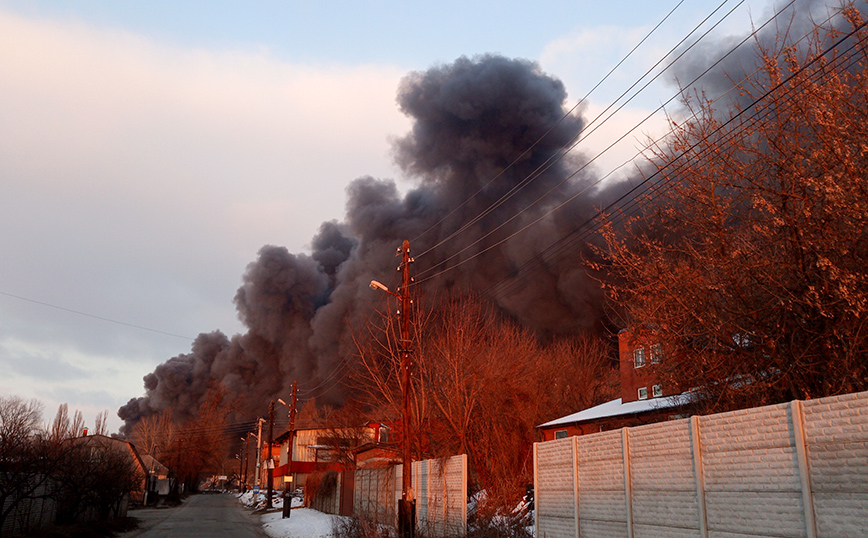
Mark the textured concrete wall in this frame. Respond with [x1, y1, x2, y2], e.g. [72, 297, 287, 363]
[354, 454, 467, 537]
[414, 455, 468, 536]
[536, 437, 578, 538]
[802, 393, 868, 538]
[630, 419, 698, 538]
[354, 466, 396, 525]
[576, 430, 627, 538]
[534, 391, 868, 538]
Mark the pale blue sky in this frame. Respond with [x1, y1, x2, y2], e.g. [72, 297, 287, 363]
[0, 0, 798, 432]
[3, 1, 690, 66]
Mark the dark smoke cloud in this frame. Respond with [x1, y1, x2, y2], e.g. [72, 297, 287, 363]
[117, 54, 627, 435]
[665, 1, 867, 112]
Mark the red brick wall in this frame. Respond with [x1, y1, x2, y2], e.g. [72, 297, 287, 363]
[618, 328, 664, 403]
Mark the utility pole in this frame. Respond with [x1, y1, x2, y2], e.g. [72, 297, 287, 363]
[369, 240, 416, 538]
[266, 400, 275, 508]
[254, 418, 264, 490]
[280, 381, 298, 519]
[242, 433, 251, 492]
[398, 239, 415, 538]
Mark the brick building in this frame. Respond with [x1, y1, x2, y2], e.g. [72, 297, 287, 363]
[538, 327, 690, 441]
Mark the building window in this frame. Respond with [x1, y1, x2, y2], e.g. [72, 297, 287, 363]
[638, 387, 648, 400]
[554, 430, 569, 440]
[650, 343, 663, 364]
[634, 347, 646, 368]
[652, 384, 663, 398]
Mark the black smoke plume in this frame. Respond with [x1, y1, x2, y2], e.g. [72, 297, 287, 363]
[121, 0, 863, 433]
[117, 54, 609, 435]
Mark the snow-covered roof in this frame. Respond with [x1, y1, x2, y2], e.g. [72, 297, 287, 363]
[539, 393, 689, 428]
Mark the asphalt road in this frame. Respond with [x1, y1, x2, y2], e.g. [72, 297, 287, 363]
[121, 494, 269, 538]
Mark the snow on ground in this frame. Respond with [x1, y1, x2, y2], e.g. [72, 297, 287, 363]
[237, 490, 304, 511]
[261, 508, 345, 538]
[237, 490, 342, 538]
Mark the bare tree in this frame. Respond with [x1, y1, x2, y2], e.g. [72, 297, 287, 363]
[54, 436, 143, 523]
[49, 403, 86, 442]
[600, 7, 868, 414]
[0, 395, 53, 532]
[156, 384, 237, 492]
[351, 292, 618, 508]
[130, 408, 175, 457]
[93, 410, 109, 436]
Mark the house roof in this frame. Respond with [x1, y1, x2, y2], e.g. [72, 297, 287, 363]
[72, 434, 147, 473]
[538, 392, 690, 429]
[141, 454, 169, 474]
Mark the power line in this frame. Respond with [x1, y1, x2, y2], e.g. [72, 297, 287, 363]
[413, 0, 751, 278]
[410, 0, 692, 257]
[0, 290, 194, 341]
[415, 0, 797, 286]
[483, 12, 868, 301]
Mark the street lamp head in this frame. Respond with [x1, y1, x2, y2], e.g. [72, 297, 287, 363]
[277, 398, 288, 407]
[370, 280, 389, 292]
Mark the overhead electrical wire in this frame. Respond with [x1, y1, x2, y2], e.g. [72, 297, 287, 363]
[410, 0, 691, 256]
[0, 0, 749, 373]
[414, 0, 799, 286]
[0, 290, 195, 341]
[413, 0, 754, 278]
[589, 21, 868, 251]
[482, 12, 868, 301]
[502, 7, 866, 277]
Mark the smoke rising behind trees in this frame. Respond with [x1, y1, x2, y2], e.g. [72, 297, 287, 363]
[117, 54, 611, 435]
[118, 2, 868, 436]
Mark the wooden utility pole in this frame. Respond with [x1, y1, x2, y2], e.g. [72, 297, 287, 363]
[283, 381, 298, 519]
[266, 400, 275, 508]
[398, 239, 415, 538]
[254, 418, 264, 489]
[242, 433, 251, 491]
[369, 240, 416, 538]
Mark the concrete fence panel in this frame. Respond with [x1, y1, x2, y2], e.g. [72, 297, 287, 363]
[802, 393, 868, 538]
[534, 390, 868, 538]
[354, 454, 467, 538]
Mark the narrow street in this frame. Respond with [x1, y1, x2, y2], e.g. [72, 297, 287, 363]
[121, 494, 268, 538]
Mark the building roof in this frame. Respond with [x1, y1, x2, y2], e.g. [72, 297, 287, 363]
[539, 392, 690, 429]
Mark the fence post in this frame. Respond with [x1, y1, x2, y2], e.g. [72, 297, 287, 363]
[690, 415, 708, 538]
[622, 428, 634, 538]
[533, 443, 540, 537]
[573, 435, 580, 538]
[790, 400, 817, 538]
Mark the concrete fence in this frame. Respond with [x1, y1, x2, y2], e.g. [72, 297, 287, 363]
[354, 454, 468, 537]
[534, 391, 868, 538]
[1, 477, 57, 536]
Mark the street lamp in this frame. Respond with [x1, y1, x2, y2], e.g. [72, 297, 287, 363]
[370, 239, 415, 538]
[370, 280, 399, 296]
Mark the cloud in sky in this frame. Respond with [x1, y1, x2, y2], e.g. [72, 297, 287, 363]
[0, 9, 410, 431]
